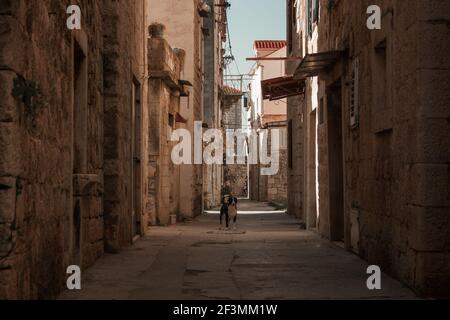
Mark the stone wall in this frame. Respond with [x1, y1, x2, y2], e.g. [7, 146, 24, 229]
[267, 148, 288, 203]
[191, 0, 204, 217]
[0, 0, 148, 299]
[222, 91, 249, 199]
[147, 0, 204, 219]
[202, 0, 224, 209]
[314, 0, 450, 297]
[223, 165, 248, 199]
[286, 0, 305, 218]
[0, 0, 104, 299]
[266, 126, 288, 203]
[102, 0, 146, 252]
[249, 125, 288, 203]
[147, 29, 184, 225]
[286, 95, 304, 219]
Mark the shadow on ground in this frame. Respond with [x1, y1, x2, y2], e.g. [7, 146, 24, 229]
[60, 202, 416, 300]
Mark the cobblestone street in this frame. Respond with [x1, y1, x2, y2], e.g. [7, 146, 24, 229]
[60, 202, 416, 300]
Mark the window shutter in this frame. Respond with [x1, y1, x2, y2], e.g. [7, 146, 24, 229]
[295, 0, 301, 33]
[313, 0, 319, 23]
[350, 58, 359, 128]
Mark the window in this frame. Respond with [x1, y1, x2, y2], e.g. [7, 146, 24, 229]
[372, 39, 393, 133]
[313, 0, 319, 23]
[374, 42, 387, 110]
[73, 39, 87, 174]
[133, 79, 142, 158]
[307, 0, 312, 37]
[288, 0, 294, 54]
[319, 97, 324, 124]
[350, 58, 359, 128]
[295, 0, 301, 33]
[132, 79, 142, 236]
[307, 0, 319, 37]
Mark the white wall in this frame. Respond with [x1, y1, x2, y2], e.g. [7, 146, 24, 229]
[249, 46, 288, 119]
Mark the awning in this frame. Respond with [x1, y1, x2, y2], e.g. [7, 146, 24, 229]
[261, 76, 305, 101]
[293, 51, 343, 79]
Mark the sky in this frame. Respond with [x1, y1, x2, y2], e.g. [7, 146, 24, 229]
[227, 0, 286, 76]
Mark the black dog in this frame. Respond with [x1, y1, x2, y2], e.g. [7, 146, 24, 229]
[220, 195, 238, 230]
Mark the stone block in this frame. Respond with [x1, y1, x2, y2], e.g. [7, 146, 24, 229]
[417, 69, 450, 119]
[415, 118, 450, 164]
[0, 71, 17, 122]
[0, 269, 16, 299]
[0, 0, 15, 14]
[0, 177, 16, 224]
[409, 205, 450, 251]
[416, 0, 450, 20]
[416, 21, 450, 70]
[0, 122, 21, 177]
[0, 16, 27, 71]
[410, 163, 449, 207]
[415, 251, 450, 297]
[0, 224, 12, 257]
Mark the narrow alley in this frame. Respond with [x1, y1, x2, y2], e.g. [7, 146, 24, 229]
[60, 201, 415, 300]
[1, 0, 449, 303]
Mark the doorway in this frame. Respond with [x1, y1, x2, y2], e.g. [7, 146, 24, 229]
[72, 38, 87, 264]
[306, 110, 318, 229]
[131, 79, 142, 237]
[327, 81, 344, 242]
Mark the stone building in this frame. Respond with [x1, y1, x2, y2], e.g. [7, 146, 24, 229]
[202, 0, 227, 209]
[0, 0, 228, 298]
[147, 0, 224, 217]
[0, 0, 148, 298]
[146, 23, 188, 226]
[284, 0, 450, 297]
[102, 0, 148, 254]
[248, 120, 289, 203]
[248, 41, 288, 203]
[222, 85, 248, 198]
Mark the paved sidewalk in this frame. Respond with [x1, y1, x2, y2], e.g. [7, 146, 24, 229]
[60, 203, 416, 300]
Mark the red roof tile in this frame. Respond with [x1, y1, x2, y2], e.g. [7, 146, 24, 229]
[254, 40, 287, 50]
